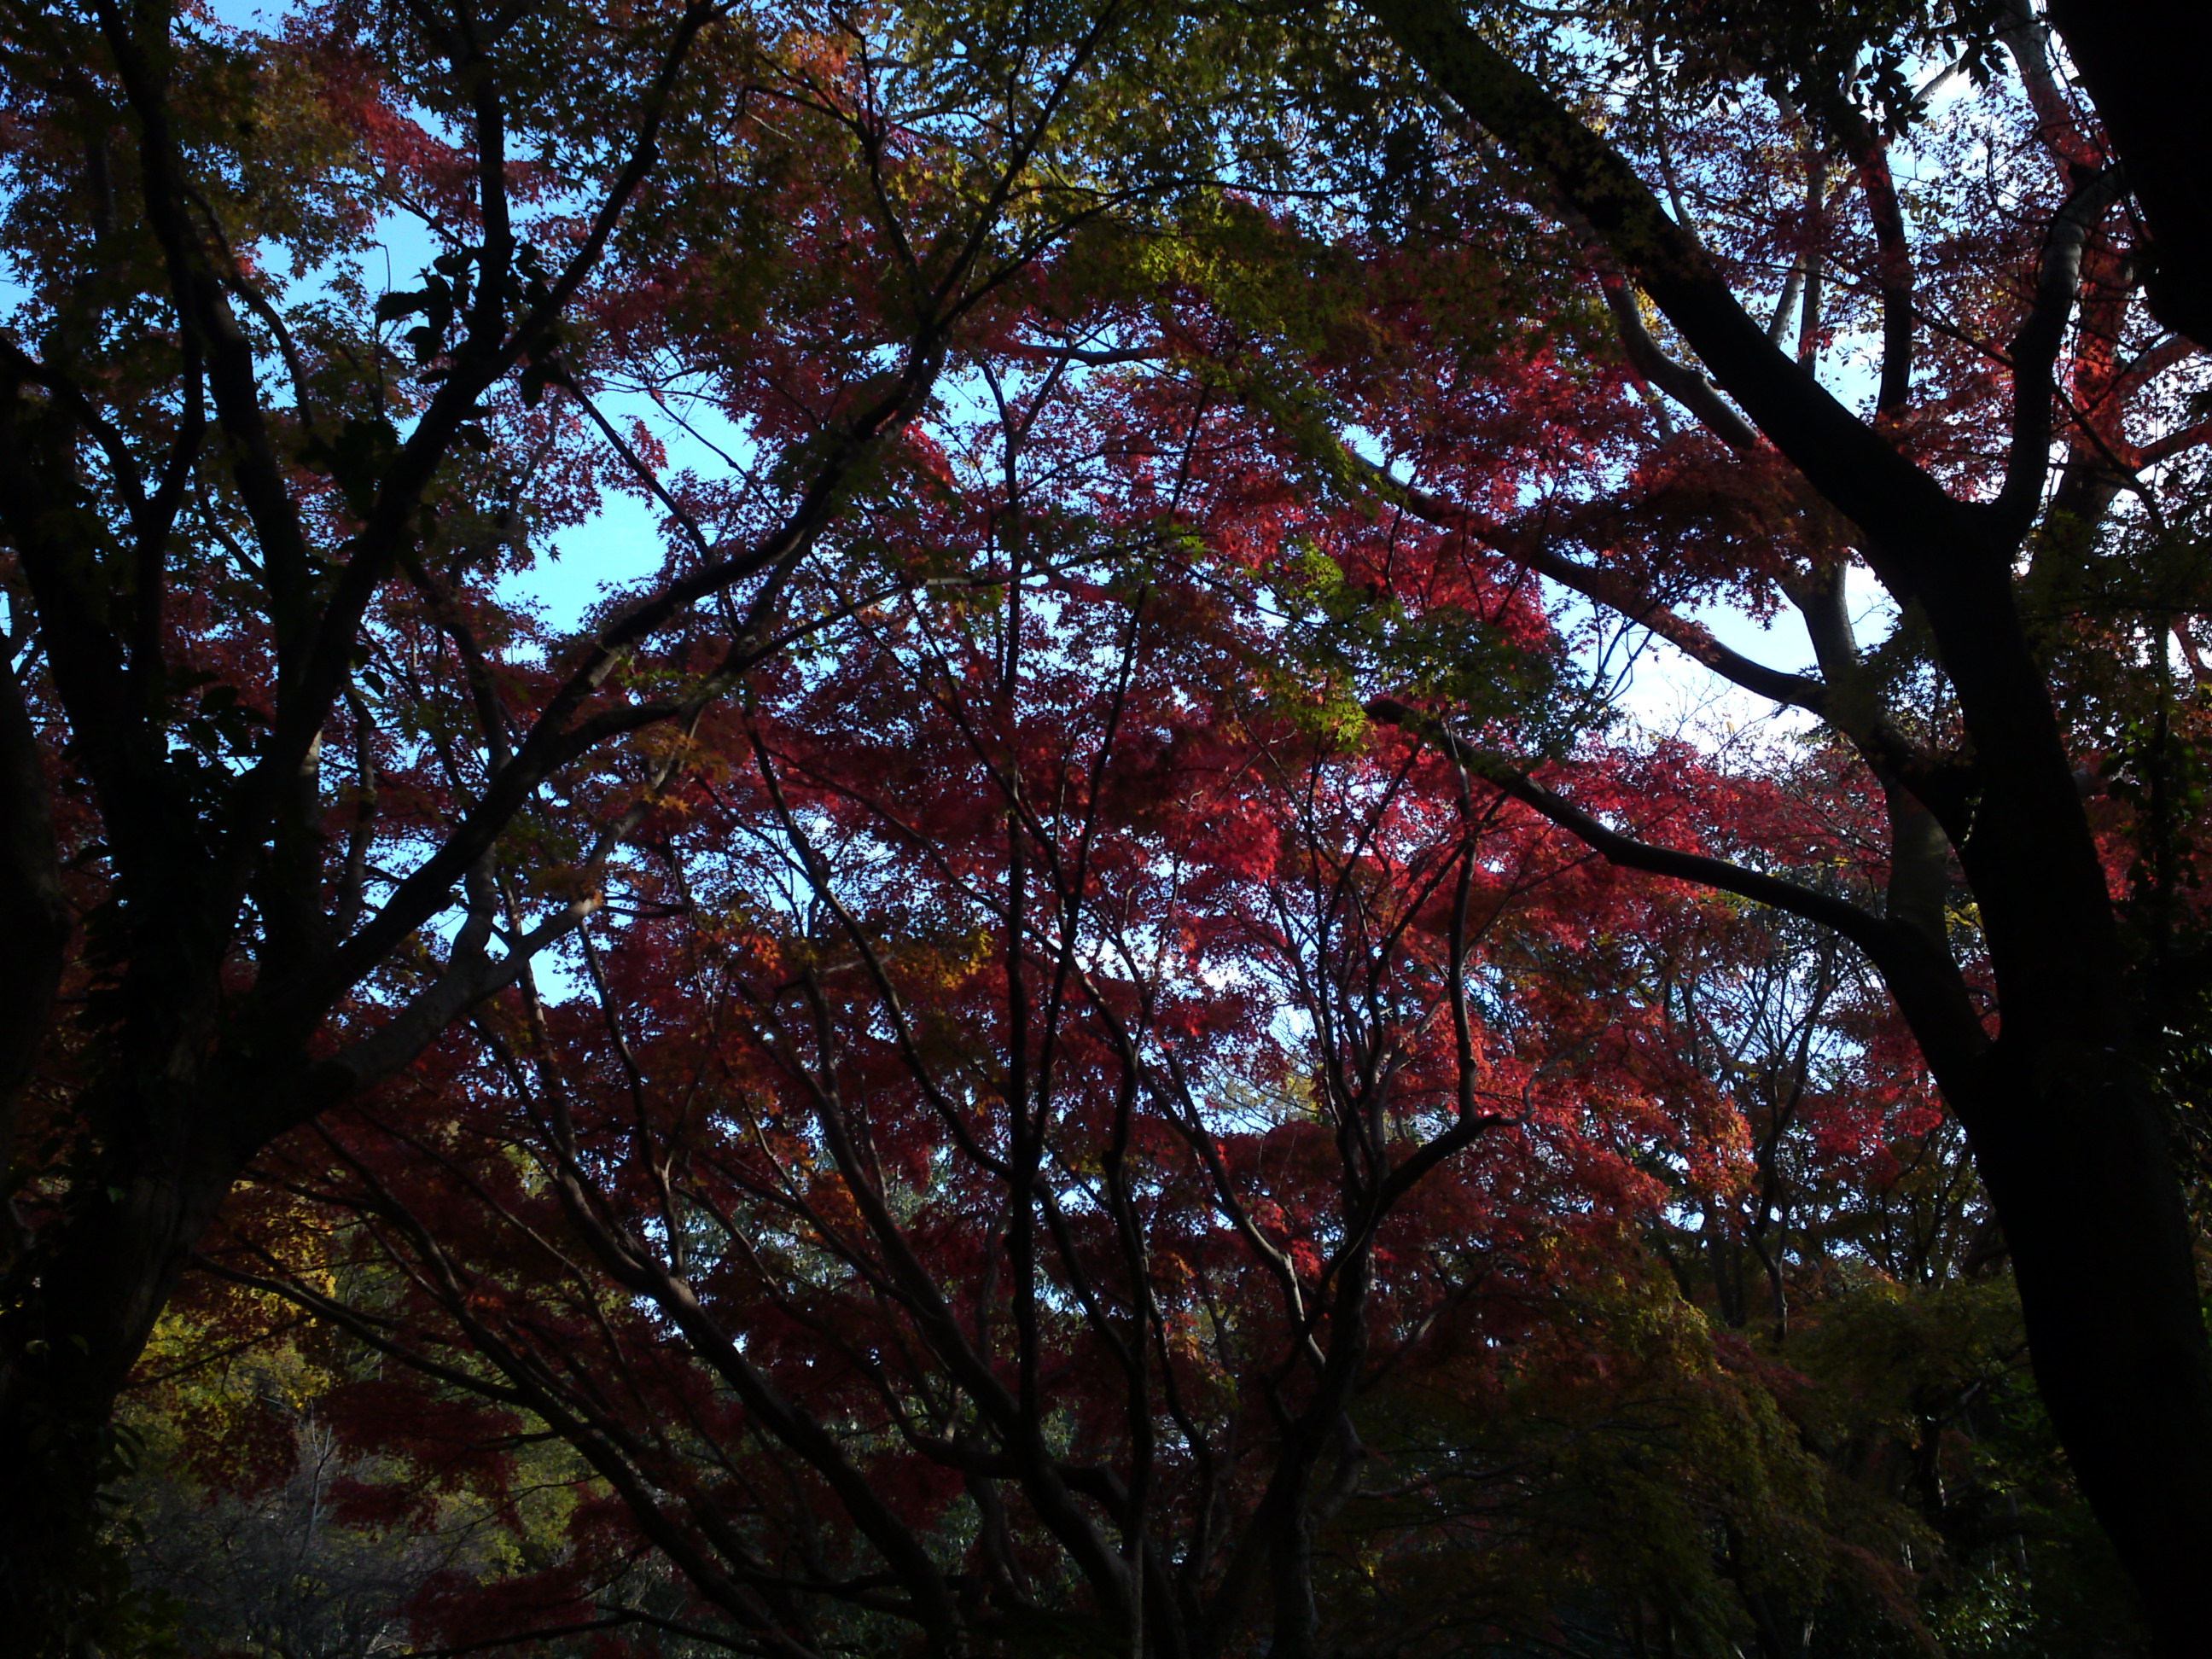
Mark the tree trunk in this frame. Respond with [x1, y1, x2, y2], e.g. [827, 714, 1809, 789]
[0, 1126, 239, 1651]
[2043, 0, 2212, 348]
[1905, 549, 2212, 1650]
[1962, 1032, 2212, 1649]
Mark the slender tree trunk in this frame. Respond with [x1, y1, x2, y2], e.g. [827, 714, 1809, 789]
[0, 656, 68, 1154]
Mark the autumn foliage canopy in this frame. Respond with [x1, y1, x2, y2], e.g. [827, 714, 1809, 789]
[4, 0, 2212, 1654]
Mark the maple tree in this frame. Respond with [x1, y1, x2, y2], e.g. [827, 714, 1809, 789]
[199, 689, 2138, 1653]
[0, 0, 1221, 1642]
[207, 392, 1958, 1656]
[9, 0, 2212, 1650]
[201, 199, 2145, 1653]
[1307, 0, 2212, 1646]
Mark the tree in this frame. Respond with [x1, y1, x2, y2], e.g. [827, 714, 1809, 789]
[201, 209, 2150, 1653]
[203, 288, 1613, 1655]
[1310, 0, 2212, 1644]
[12, 0, 2210, 1646]
[0, 0, 1193, 1641]
[208, 654, 2146, 1654]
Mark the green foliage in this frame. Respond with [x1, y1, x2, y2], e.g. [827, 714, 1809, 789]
[1332, 1270, 1858, 1657]
[1249, 538, 1569, 753]
[111, 1301, 612, 1659]
[1322, 1260, 2145, 1659]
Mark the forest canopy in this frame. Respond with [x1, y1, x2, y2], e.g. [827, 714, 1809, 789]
[3, 0, 2210, 1654]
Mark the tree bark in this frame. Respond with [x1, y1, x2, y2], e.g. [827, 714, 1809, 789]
[0, 654, 68, 1155]
[0, 1100, 242, 1645]
[1962, 1036, 2212, 1639]
[2043, 0, 2212, 348]
[1908, 542, 2212, 1646]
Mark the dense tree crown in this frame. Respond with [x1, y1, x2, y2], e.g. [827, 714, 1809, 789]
[3, 0, 2209, 1654]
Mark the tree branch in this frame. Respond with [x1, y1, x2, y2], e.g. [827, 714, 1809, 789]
[1361, 0, 1965, 581]
[1354, 457, 1830, 715]
[1995, 165, 2128, 534]
[1364, 697, 1989, 1084]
